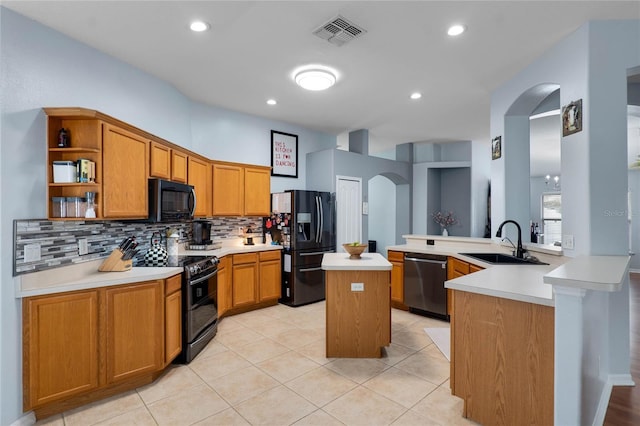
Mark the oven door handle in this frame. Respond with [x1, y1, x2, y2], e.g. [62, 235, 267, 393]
[189, 269, 218, 286]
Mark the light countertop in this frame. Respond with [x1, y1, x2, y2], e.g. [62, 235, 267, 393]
[16, 242, 282, 298]
[322, 252, 392, 271]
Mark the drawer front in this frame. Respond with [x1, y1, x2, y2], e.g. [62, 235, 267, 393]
[259, 250, 281, 262]
[388, 250, 404, 262]
[165, 274, 182, 295]
[233, 252, 258, 265]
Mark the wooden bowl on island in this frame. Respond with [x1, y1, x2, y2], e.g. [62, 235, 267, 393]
[342, 243, 367, 259]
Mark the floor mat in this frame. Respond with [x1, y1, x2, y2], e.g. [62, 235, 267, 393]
[424, 327, 450, 361]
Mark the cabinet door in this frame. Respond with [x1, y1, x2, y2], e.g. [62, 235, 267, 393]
[259, 251, 281, 301]
[244, 167, 271, 216]
[23, 290, 100, 410]
[388, 251, 404, 304]
[102, 124, 148, 218]
[149, 141, 171, 180]
[164, 274, 182, 365]
[217, 257, 232, 317]
[232, 262, 257, 307]
[188, 157, 212, 217]
[212, 163, 244, 216]
[171, 150, 188, 183]
[105, 281, 163, 384]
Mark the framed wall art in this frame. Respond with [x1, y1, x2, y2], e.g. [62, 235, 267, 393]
[562, 99, 582, 136]
[271, 130, 298, 178]
[491, 136, 502, 160]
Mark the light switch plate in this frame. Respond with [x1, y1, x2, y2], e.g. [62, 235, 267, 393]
[362, 202, 369, 215]
[24, 243, 41, 262]
[562, 234, 574, 249]
[351, 282, 364, 292]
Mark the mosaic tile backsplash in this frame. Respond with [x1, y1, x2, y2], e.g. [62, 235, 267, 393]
[14, 217, 264, 275]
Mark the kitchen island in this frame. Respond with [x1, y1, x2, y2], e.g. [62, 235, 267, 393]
[321, 252, 392, 358]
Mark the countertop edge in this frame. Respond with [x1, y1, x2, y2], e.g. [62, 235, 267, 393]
[543, 255, 630, 292]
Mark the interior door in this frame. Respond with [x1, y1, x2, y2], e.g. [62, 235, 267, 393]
[336, 176, 362, 251]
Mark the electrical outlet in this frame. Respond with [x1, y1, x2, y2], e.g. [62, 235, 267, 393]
[562, 234, 574, 250]
[351, 282, 364, 292]
[78, 238, 89, 255]
[24, 244, 41, 262]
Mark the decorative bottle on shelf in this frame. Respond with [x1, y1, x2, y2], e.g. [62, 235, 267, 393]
[442, 228, 448, 237]
[57, 128, 69, 147]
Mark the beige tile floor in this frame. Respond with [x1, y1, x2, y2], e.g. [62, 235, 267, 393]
[36, 302, 479, 426]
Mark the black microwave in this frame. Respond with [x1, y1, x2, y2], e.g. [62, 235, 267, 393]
[148, 179, 196, 222]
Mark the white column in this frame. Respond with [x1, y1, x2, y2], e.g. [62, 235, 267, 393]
[553, 285, 587, 426]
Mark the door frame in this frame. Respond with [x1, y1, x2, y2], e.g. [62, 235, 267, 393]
[336, 175, 362, 251]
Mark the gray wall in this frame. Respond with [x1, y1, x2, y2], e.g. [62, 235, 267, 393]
[0, 7, 335, 424]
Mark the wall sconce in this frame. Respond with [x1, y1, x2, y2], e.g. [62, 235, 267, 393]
[545, 175, 560, 189]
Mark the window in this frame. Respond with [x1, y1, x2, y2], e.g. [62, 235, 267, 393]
[541, 193, 561, 245]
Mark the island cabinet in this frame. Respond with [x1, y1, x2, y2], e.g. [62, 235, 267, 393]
[322, 253, 392, 358]
[188, 156, 212, 217]
[149, 142, 188, 184]
[387, 250, 406, 308]
[23, 276, 180, 419]
[450, 290, 554, 426]
[212, 161, 271, 216]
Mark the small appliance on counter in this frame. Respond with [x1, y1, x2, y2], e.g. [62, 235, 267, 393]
[187, 220, 221, 250]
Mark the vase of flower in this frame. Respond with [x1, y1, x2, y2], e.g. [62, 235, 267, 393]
[431, 211, 457, 236]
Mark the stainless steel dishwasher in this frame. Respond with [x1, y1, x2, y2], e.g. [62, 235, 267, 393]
[403, 252, 448, 319]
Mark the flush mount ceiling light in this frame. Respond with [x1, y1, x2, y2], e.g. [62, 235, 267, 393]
[410, 92, 422, 100]
[294, 67, 337, 91]
[266, 99, 277, 105]
[447, 24, 466, 36]
[190, 20, 210, 32]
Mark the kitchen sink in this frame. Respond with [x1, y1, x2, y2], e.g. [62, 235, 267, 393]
[459, 252, 548, 265]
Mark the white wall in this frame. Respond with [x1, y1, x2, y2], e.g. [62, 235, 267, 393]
[0, 7, 335, 424]
[490, 20, 640, 425]
[368, 175, 396, 255]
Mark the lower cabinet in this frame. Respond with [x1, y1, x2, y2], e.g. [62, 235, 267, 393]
[23, 276, 180, 416]
[217, 256, 232, 317]
[23, 290, 100, 409]
[232, 253, 259, 307]
[164, 274, 182, 365]
[388, 251, 405, 306]
[259, 250, 281, 302]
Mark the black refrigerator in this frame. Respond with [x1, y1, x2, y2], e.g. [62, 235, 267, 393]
[269, 190, 335, 307]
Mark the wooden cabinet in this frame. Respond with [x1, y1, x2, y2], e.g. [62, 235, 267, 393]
[232, 253, 258, 307]
[188, 156, 212, 217]
[23, 290, 100, 410]
[102, 124, 148, 218]
[149, 142, 188, 184]
[217, 256, 232, 317]
[451, 290, 554, 425]
[259, 250, 281, 302]
[244, 167, 271, 216]
[104, 281, 163, 384]
[212, 162, 271, 216]
[164, 274, 182, 365]
[388, 251, 405, 306]
[45, 110, 103, 219]
[171, 149, 188, 183]
[23, 277, 177, 417]
[212, 163, 244, 216]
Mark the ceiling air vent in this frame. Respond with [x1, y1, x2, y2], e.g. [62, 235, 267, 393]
[313, 15, 367, 47]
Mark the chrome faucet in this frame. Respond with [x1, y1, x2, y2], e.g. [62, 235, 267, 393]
[496, 220, 524, 258]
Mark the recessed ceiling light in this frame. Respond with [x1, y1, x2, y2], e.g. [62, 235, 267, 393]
[447, 24, 466, 36]
[190, 21, 210, 32]
[266, 99, 277, 106]
[410, 92, 422, 100]
[293, 67, 337, 91]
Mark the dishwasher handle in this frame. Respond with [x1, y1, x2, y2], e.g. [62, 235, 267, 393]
[405, 257, 447, 268]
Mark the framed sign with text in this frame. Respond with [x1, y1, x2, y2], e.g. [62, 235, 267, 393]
[271, 130, 298, 178]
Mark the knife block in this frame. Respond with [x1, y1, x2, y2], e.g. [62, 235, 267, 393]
[98, 248, 133, 272]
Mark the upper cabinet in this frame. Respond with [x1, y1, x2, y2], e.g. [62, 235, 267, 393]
[188, 156, 212, 218]
[212, 162, 271, 217]
[149, 142, 188, 184]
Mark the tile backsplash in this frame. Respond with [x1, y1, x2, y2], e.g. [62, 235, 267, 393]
[14, 217, 263, 275]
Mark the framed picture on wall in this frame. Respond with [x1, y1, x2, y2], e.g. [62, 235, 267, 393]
[271, 130, 298, 178]
[562, 99, 582, 136]
[492, 136, 502, 160]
